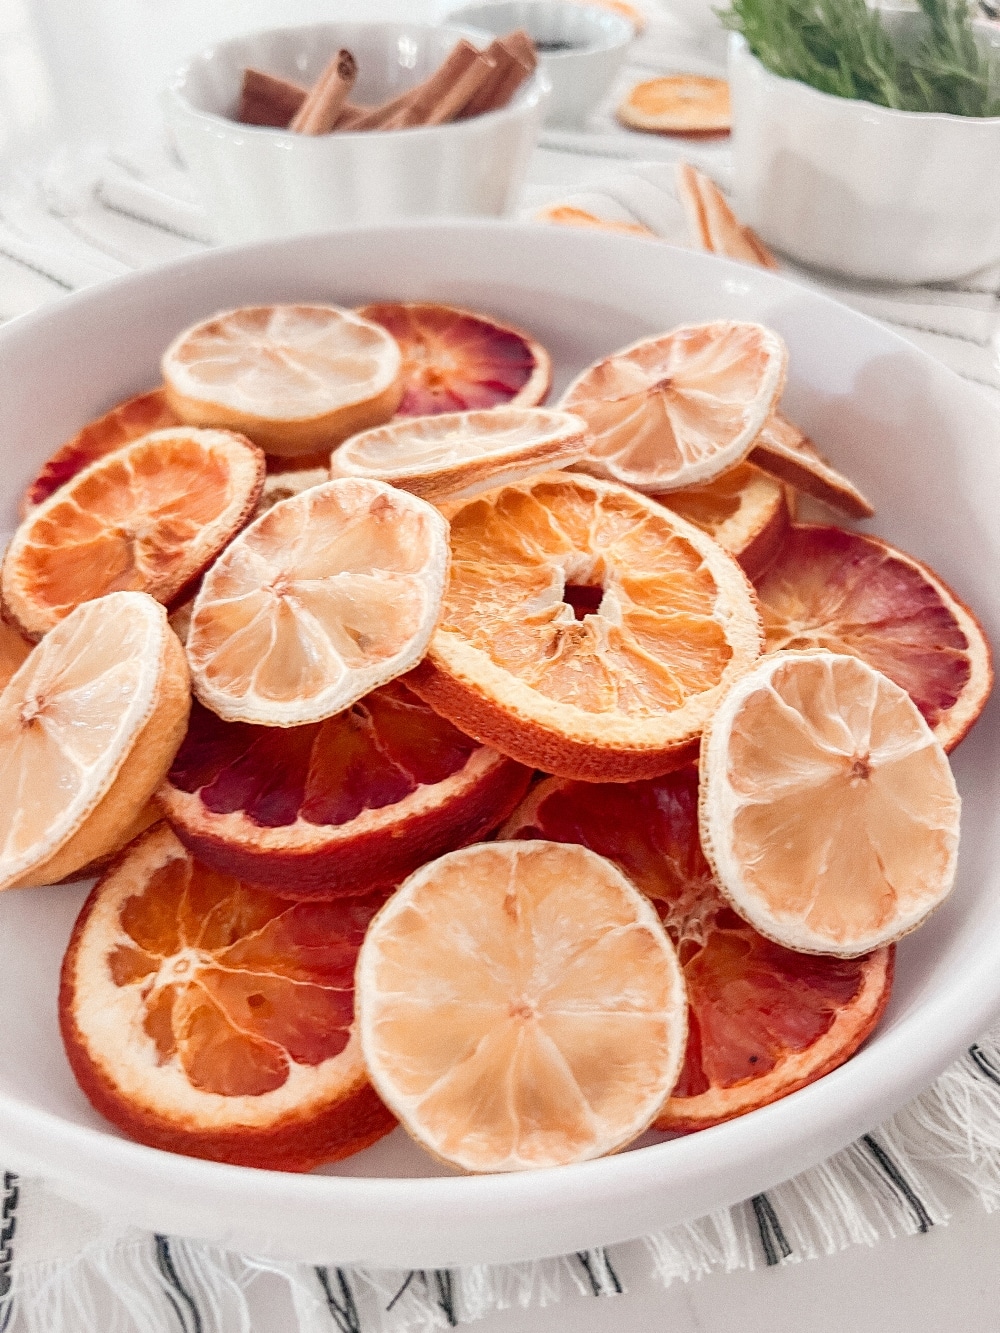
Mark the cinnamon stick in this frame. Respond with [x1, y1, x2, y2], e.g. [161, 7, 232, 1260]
[381, 39, 481, 129]
[459, 33, 536, 118]
[289, 50, 357, 134]
[422, 52, 499, 125]
[238, 68, 308, 127]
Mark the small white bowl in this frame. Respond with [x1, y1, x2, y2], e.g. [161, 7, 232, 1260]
[448, 1, 634, 126]
[163, 21, 550, 244]
[729, 29, 1000, 285]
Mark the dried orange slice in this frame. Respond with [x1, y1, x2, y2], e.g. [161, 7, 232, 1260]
[0, 620, 31, 691]
[1, 428, 264, 640]
[501, 768, 894, 1132]
[618, 76, 731, 135]
[535, 205, 657, 238]
[700, 650, 961, 957]
[0, 592, 190, 892]
[560, 322, 787, 493]
[750, 414, 875, 520]
[59, 823, 396, 1170]
[406, 473, 763, 780]
[162, 305, 404, 457]
[356, 302, 551, 417]
[330, 407, 587, 504]
[675, 162, 778, 269]
[755, 525, 993, 752]
[187, 478, 449, 727]
[355, 840, 687, 1172]
[582, 0, 647, 32]
[159, 683, 531, 895]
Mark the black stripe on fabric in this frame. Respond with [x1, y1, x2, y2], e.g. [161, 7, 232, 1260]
[969, 1043, 1000, 1087]
[0, 245, 74, 291]
[316, 1266, 362, 1333]
[0, 1173, 19, 1333]
[601, 1248, 623, 1294]
[575, 1251, 603, 1295]
[574, 1248, 623, 1295]
[154, 1235, 203, 1333]
[751, 1193, 792, 1266]
[860, 1134, 933, 1234]
[431, 1270, 457, 1327]
[384, 1270, 416, 1313]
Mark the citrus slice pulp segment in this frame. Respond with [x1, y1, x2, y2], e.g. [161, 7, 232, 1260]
[159, 682, 531, 895]
[330, 407, 588, 503]
[59, 823, 396, 1170]
[1, 428, 265, 639]
[0, 592, 190, 891]
[186, 478, 450, 727]
[700, 650, 961, 957]
[755, 525, 993, 751]
[499, 769, 893, 1131]
[617, 76, 731, 135]
[161, 305, 404, 456]
[750, 413, 875, 520]
[356, 302, 552, 417]
[560, 323, 787, 493]
[355, 840, 687, 1172]
[407, 473, 763, 781]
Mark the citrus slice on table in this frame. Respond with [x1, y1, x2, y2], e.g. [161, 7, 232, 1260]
[675, 162, 778, 269]
[159, 682, 531, 895]
[186, 478, 449, 727]
[754, 525, 993, 751]
[1, 428, 264, 640]
[0, 592, 190, 892]
[581, 0, 647, 32]
[355, 840, 687, 1172]
[560, 322, 787, 493]
[617, 76, 731, 135]
[59, 823, 396, 1170]
[500, 769, 894, 1132]
[356, 302, 551, 417]
[700, 650, 962, 957]
[406, 472, 763, 780]
[161, 304, 404, 457]
[329, 407, 587, 503]
[750, 413, 875, 520]
[534, 205, 657, 238]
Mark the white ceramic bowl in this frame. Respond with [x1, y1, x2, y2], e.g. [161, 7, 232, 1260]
[163, 21, 550, 243]
[729, 29, 1000, 284]
[1, 222, 999, 1269]
[448, 0, 634, 125]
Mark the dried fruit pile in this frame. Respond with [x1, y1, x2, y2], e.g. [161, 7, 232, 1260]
[1, 296, 990, 1176]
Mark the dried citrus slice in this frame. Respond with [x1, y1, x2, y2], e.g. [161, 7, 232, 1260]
[355, 840, 687, 1172]
[356, 302, 551, 417]
[406, 472, 763, 780]
[700, 650, 961, 957]
[675, 162, 778, 269]
[59, 823, 396, 1170]
[617, 76, 731, 135]
[0, 620, 31, 691]
[581, 0, 647, 32]
[162, 305, 404, 457]
[560, 322, 787, 493]
[330, 407, 587, 504]
[0, 592, 190, 892]
[159, 682, 531, 895]
[1, 428, 264, 640]
[500, 769, 894, 1132]
[755, 525, 993, 752]
[534, 205, 657, 238]
[750, 414, 874, 520]
[187, 478, 449, 727]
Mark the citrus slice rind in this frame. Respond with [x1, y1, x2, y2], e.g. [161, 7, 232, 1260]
[617, 76, 731, 135]
[0, 620, 32, 692]
[560, 322, 788, 493]
[1, 428, 265, 639]
[59, 823, 396, 1170]
[750, 414, 875, 520]
[186, 478, 450, 727]
[355, 840, 688, 1173]
[700, 650, 961, 957]
[330, 407, 588, 504]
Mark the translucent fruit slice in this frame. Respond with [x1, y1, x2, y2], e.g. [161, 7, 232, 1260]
[755, 525, 993, 751]
[560, 322, 787, 493]
[1, 428, 265, 639]
[186, 478, 450, 727]
[500, 769, 894, 1132]
[161, 305, 404, 457]
[750, 414, 874, 520]
[355, 840, 687, 1172]
[356, 302, 551, 417]
[617, 76, 731, 135]
[406, 472, 763, 781]
[700, 650, 962, 957]
[329, 407, 587, 504]
[159, 682, 532, 895]
[59, 823, 396, 1170]
[0, 592, 190, 891]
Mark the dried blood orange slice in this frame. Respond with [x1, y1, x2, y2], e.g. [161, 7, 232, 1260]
[330, 407, 587, 504]
[356, 302, 551, 417]
[500, 769, 894, 1132]
[617, 76, 731, 135]
[652, 461, 790, 579]
[355, 840, 687, 1172]
[59, 823, 396, 1170]
[560, 322, 787, 493]
[755, 526, 992, 752]
[701, 651, 961, 957]
[2, 428, 264, 639]
[162, 305, 404, 457]
[406, 473, 763, 781]
[159, 682, 531, 895]
[187, 479, 449, 727]
[750, 414, 874, 520]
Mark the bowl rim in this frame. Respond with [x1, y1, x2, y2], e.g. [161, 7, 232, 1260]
[445, 0, 636, 56]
